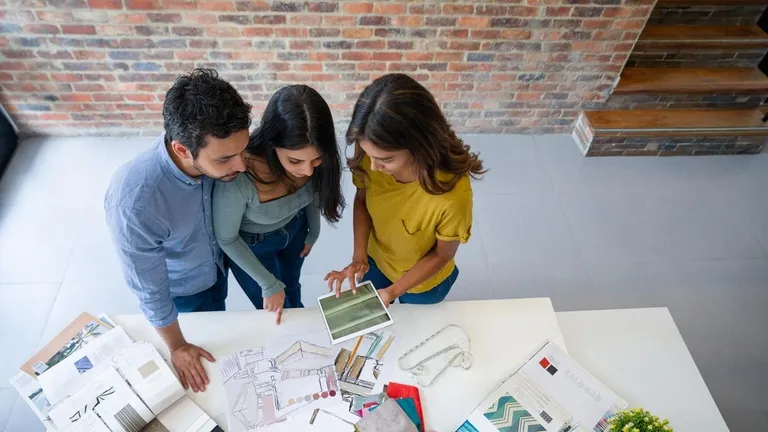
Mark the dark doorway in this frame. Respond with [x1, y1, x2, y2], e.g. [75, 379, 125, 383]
[0, 105, 18, 178]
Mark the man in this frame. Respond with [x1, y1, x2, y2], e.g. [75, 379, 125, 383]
[105, 69, 251, 393]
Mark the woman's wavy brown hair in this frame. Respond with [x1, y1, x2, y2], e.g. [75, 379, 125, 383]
[346, 73, 485, 195]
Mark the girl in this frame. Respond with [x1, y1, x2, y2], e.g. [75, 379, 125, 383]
[325, 73, 484, 305]
[214, 85, 344, 324]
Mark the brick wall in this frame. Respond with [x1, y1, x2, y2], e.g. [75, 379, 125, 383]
[601, 93, 768, 110]
[586, 135, 765, 156]
[0, 0, 654, 137]
[626, 50, 766, 69]
[648, 5, 765, 26]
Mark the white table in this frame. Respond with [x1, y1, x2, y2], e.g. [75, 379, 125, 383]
[115, 298, 566, 432]
[114, 302, 729, 432]
[558, 307, 729, 432]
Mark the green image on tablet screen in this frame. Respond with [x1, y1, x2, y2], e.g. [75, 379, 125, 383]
[319, 283, 391, 341]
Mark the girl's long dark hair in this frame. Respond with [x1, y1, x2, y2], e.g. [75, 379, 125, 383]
[246, 85, 344, 222]
[347, 73, 485, 195]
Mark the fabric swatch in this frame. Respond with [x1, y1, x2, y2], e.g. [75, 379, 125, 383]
[483, 394, 545, 432]
[355, 399, 418, 432]
[386, 382, 425, 432]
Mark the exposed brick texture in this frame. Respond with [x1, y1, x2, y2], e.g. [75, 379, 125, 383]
[585, 136, 765, 156]
[626, 50, 766, 69]
[573, 111, 767, 157]
[0, 0, 655, 137]
[648, 6, 765, 26]
[601, 93, 768, 110]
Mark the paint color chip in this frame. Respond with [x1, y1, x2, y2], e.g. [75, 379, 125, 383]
[539, 358, 550, 369]
[329, 390, 337, 397]
[312, 393, 319, 400]
[138, 360, 159, 378]
[321, 392, 329, 399]
[288, 398, 294, 405]
[546, 365, 558, 375]
[304, 395, 312, 402]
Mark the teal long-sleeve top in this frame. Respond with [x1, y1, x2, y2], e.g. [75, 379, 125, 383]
[213, 173, 320, 297]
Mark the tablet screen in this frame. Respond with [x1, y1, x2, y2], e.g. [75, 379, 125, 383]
[317, 281, 394, 344]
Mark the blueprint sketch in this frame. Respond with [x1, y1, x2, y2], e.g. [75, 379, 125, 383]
[220, 331, 341, 431]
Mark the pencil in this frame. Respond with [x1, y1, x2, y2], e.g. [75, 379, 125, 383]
[365, 333, 383, 358]
[376, 335, 394, 361]
[344, 336, 363, 373]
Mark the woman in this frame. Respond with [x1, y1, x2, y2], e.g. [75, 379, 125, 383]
[325, 73, 484, 305]
[214, 85, 344, 324]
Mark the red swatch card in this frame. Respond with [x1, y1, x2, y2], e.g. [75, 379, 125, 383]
[386, 382, 425, 432]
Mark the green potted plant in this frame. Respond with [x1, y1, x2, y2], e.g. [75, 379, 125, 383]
[609, 408, 673, 432]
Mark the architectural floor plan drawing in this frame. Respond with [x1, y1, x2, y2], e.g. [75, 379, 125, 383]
[220, 331, 342, 431]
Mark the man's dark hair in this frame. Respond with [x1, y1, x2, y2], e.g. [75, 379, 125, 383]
[163, 68, 252, 157]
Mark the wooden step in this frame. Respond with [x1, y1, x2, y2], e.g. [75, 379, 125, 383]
[637, 25, 768, 50]
[657, 0, 768, 5]
[615, 67, 768, 94]
[583, 108, 768, 137]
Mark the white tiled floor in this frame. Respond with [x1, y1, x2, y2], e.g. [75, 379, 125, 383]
[1, 135, 767, 431]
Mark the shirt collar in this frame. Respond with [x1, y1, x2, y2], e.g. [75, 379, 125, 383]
[156, 133, 201, 186]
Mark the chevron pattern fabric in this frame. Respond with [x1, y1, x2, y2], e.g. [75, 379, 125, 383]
[456, 421, 480, 432]
[483, 394, 546, 432]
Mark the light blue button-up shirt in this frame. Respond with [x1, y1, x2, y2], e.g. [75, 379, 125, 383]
[105, 134, 224, 328]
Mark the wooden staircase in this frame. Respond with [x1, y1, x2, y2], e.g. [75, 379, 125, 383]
[576, 1, 768, 156]
[614, 67, 768, 93]
[636, 25, 768, 50]
[657, 0, 767, 5]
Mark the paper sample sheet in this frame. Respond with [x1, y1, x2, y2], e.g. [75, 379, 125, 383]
[111, 341, 185, 416]
[21, 313, 113, 377]
[60, 411, 111, 432]
[155, 396, 222, 432]
[9, 371, 55, 430]
[39, 326, 133, 405]
[456, 341, 626, 432]
[516, 342, 627, 431]
[49, 366, 155, 432]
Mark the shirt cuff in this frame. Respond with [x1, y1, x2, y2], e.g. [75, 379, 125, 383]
[436, 228, 472, 244]
[146, 305, 179, 329]
[262, 279, 286, 298]
[305, 230, 319, 245]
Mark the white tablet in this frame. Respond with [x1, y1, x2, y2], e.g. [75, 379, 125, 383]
[317, 281, 394, 345]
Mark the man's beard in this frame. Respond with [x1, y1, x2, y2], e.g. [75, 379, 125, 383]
[193, 159, 238, 182]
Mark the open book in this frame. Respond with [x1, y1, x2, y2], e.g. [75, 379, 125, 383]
[40, 327, 221, 432]
[46, 337, 220, 432]
[456, 340, 627, 432]
[10, 314, 220, 432]
[10, 313, 116, 430]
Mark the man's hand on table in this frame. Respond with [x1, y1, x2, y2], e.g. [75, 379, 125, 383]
[171, 343, 215, 392]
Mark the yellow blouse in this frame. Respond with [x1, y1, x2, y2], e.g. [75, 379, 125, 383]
[353, 155, 473, 294]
